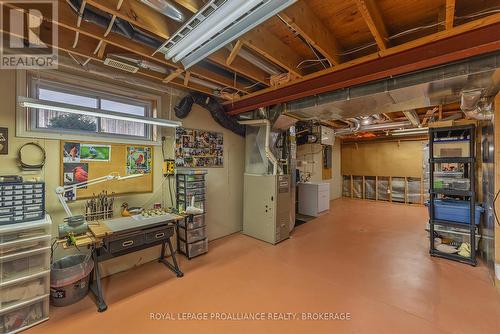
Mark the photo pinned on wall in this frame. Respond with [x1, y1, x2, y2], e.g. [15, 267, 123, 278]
[80, 144, 111, 162]
[126, 146, 152, 175]
[0, 127, 8, 155]
[63, 142, 81, 162]
[63, 162, 89, 190]
[175, 127, 224, 168]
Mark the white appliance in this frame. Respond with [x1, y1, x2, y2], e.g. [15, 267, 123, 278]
[298, 182, 330, 217]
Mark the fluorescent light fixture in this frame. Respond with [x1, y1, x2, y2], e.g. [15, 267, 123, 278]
[391, 128, 429, 136]
[18, 96, 181, 128]
[157, 0, 297, 69]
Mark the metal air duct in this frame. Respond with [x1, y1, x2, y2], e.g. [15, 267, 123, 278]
[334, 121, 411, 136]
[460, 89, 494, 121]
[139, 0, 185, 23]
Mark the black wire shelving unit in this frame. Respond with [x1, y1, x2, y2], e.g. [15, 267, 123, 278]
[429, 125, 477, 266]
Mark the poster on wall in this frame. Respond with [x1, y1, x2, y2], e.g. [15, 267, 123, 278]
[126, 146, 152, 175]
[175, 127, 224, 168]
[81, 144, 111, 162]
[0, 127, 8, 155]
[63, 163, 89, 200]
[63, 142, 80, 162]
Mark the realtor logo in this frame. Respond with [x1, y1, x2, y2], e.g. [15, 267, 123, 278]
[0, 0, 58, 69]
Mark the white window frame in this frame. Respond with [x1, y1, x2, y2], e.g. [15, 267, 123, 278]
[16, 70, 162, 145]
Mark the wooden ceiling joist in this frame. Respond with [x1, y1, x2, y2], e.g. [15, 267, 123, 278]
[242, 27, 304, 78]
[446, 0, 456, 30]
[208, 49, 270, 86]
[84, 0, 174, 39]
[183, 71, 191, 86]
[226, 40, 243, 66]
[279, 2, 342, 66]
[84, 0, 263, 91]
[6, 1, 248, 95]
[224, 15, 500, 114]
[163, 69, 183, 84]
[354, 0, 390, 50]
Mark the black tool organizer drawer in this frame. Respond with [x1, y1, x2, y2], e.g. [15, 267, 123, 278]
[104, 225, 175, 254]
[105, 231, 145, 253]
[0, 182, 45, 225]
[145, 226, 174, 243]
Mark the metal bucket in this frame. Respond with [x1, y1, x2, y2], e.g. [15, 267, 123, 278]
[50, 254, 94, 307]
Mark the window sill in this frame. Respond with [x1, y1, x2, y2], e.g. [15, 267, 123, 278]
[16, 126, 161, 146]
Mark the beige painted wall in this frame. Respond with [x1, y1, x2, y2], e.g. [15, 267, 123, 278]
[0, 69, 244, 277]
[341, 140, 426, 178]
[296, 140, 342, 200]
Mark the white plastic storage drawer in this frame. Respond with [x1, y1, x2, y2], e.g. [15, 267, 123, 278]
[0, 273, 49, 311]
[0, 236, 51, 257]
[0, 296, 49, 333]
[0, 225, 51, 246]
[0, 248, 51, 285]
[178, 226, 207, 243]
[178, 215, 205, 230]
[179, 238, 208, 258]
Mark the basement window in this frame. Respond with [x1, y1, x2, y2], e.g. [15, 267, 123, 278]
[26, 74, 155, 141]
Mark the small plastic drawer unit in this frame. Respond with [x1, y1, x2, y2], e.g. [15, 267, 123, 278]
[0, 183, 45, 226]
[176, 170, 209, 260]
[0, 215, 51, 333]
[178, 239, 208, 259]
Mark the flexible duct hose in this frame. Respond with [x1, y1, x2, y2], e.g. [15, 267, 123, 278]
[174, 93, 246, 137]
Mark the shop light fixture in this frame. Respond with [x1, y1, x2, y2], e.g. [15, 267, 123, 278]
[390, 128, 429, 136]
[18, 97, 182, 128]
[156, 0, 297, 69]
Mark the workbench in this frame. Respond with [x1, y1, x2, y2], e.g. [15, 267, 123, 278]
[62, 213, 185, 312]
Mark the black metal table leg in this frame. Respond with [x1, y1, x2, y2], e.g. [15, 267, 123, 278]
[159, 239, 184, 278]
[89, 247, 108, 312]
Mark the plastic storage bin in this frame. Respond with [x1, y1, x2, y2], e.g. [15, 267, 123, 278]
[0, 248, 51, 285]
[427, 199, 483, 225]
[178, 215, 205, 230]
[178, 238, 208, 258]
[178, 226, 207, 243]
[432, 223, 480, 251]
[433, 140, 470, 158]
[0, 274, 49, 311]
[0, 297, 49, 333]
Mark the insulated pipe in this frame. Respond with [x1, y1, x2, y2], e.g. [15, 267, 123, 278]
[238, 119, 279, 175]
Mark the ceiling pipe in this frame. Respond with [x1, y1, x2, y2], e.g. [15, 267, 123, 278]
[334, 121, 412, 136]
[139, 0, 185, 22]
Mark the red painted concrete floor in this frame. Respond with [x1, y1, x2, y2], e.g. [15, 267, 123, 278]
[28, 199, 500, 334]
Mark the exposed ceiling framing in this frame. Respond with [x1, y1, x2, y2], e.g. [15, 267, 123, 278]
[1, 0, 498, 114]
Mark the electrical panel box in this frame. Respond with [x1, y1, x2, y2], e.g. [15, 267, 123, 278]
[243, 174, 291, 245]
[320, 126, 335, 146]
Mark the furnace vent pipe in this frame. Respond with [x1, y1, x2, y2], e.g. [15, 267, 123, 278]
[238, 119, 278, 175]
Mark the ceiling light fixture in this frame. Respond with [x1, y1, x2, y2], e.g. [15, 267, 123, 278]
[391, 128, 429, 136]
[18, 97, 182, 128]
[156, 0, 297, 69]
